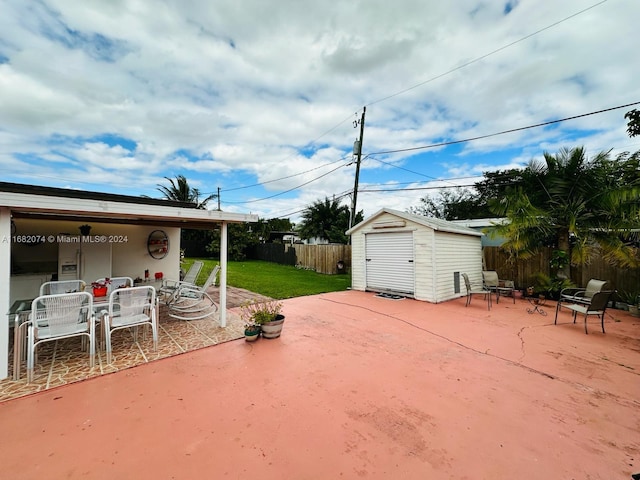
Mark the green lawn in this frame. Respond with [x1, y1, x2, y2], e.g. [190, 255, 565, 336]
[186, 258, 351, 299]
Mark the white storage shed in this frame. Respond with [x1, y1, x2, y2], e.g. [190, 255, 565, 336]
[346, 208, 484, 303]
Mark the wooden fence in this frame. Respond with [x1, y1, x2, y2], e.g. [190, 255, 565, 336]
[483, 246, 640, 295]
[253, 243, 638, 293]
[252, 244, 351, 275]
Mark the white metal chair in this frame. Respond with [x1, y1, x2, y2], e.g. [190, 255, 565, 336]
[462, 273, 491, 310]
[554, 290, 614, 334]
[103, 286, 158, 364]
[39, 280, 87, 296]
[166, 265, 220, 320]
[27, 292, 95, 383]
[159, 260, 204, 299]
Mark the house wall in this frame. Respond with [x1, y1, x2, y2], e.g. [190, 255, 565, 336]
[0, 208, 11, 384]
[10, 219, 180, 292]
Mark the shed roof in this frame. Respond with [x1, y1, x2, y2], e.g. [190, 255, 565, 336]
[346, 208, 483, 237]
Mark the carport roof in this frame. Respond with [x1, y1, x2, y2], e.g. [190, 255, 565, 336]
[346, 208, 483, 237]
[0, 181, 258, 228]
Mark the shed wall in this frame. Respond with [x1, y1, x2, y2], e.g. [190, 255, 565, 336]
[413, 225, 435, 302]
[432, 231, 483, 302]
[349, 211, 483, 303]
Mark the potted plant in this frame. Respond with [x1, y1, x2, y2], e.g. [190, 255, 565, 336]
[91, 278, 111, 297]
[618, 290, 639, 315]
[240, 300, 285, 339]
[243, 322, 261, 342]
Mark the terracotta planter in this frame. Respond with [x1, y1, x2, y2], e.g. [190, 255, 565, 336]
[260, 314, 285, 339]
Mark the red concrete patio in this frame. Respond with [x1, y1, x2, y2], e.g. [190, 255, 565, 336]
[0, 290, 638, 479]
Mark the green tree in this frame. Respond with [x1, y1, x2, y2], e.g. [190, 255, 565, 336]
[298, 197, 362, 244]
[207, 223, 259, 261]
[625, 109, 640, 137]
[489, 147, 640, 278]
[409, 187, 489, 220]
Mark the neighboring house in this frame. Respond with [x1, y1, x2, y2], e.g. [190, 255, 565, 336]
[0, 182, 258, 381]
[449, 218, 507, 247]
[346, 208, 483, 303]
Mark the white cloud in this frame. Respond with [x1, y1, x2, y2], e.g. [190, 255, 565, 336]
[0, 0, 638, 223]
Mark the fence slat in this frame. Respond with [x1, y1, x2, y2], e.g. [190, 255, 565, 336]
[253, 244, 351, 274]
[483, 246, 639, 293]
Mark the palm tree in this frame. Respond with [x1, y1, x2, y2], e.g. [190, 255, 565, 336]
[299, 197, 362, 244]
[157, 175, 216, 210]
[489, 147, 640, 278]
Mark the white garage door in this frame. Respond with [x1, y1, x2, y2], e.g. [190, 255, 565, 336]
[365, 232, 414, 295]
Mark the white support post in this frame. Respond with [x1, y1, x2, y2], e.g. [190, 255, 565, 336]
[0, 208, 12, 380]
[219, 221, 228, 327]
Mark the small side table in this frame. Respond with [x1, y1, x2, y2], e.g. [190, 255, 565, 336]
[526, 296, 548, 316]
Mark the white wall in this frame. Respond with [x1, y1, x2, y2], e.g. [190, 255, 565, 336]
[432, 232, 483, 303]
[350, 211, 482, 303]
[0, 208, 11, 380]
[11, 218, 181, 286]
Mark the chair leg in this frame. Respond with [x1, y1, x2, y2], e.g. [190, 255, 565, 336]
[554, 302, 560, 325]
[584, 313, 588, 334]
[600, 313, 605, 334]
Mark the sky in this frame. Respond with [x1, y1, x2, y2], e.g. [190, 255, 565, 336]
[1, 0, 639, 224]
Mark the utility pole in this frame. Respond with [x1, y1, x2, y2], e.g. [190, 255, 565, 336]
[349, 106, 366, 229]
[217, 187, 221, 211]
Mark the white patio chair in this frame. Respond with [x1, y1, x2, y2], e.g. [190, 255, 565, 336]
[39, 280, 87, 296]
[27, 291, 95, 383]
[462, 273, 491, 310]
[158, 260, 204, 299]
[103, 286, 158, 364]
[166, 265, 220, 320]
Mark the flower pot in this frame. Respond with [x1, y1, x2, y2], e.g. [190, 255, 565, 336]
[629, 305, 640, 317]
[244, 326, 261, 341]
[245, 332, 260, 342]
[93, 286, 108, 297]
[260, 314, 285, 339]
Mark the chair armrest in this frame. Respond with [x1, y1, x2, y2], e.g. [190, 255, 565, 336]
[559, 287, 584, 298]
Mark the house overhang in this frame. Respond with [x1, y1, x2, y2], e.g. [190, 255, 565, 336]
[0, 182, 258, 227]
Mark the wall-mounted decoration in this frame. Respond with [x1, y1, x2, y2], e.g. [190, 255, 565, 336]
[147, 230, 169, 259]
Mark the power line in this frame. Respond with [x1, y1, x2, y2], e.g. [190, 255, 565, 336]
[216, 156, 350, 193]
[366, 0, 609, 108]
[198, 2, 610, 200]
[222, 161, 351, 205]
[367, 101, 640, 157]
